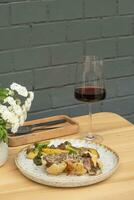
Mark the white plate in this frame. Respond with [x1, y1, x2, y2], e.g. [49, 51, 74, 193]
[15, 139, 119, 187]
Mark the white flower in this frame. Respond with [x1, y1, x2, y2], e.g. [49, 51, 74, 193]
[8, 106, 12, 112]
[23, 91, 34, 112]
[24, 100, 31, 112]
[0, 105, 19, 125]
[10, 83, 28, 97]
[22, 105, 27, 121]
[15, 98, 21, 106]
[29, 91, 34, 102]
[4, 96, 23, 116]
[8, 89, 14, 96]
[19, 115, 25, 126]
[11, 123, 20, 133]
[14, 105, 23, 116]
[4, 96, 15, 106]
[0, 83, 34, 134]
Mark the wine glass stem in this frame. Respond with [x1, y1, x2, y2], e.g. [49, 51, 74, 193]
[88, 103, 93, 138]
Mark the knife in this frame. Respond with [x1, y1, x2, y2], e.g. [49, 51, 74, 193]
[9, 119, 67, 136]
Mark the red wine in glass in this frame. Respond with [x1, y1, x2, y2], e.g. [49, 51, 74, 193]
[75, 86, 106, 103]
[75, 55, 105, 142]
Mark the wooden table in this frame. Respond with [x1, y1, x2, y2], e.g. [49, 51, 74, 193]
[1, 112, 134, 200]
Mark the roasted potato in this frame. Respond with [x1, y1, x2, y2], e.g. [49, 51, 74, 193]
[72, 162, 87, 175]
[46, 162, 67, 175]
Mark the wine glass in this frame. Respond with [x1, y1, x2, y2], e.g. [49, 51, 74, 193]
[74, 55, 106, 142]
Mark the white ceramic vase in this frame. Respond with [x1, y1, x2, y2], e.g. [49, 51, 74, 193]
[0, 140, 8, 167]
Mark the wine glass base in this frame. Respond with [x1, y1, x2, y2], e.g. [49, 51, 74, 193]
[84, 134, 103, 143]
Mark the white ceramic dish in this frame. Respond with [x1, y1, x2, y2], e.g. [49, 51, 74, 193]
[15, 139, 119, 187]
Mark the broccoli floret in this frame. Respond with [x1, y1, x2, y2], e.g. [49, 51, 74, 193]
[33, 153, 42, 166]
[34, 141, 50, 152]
[64, 141, 71, 146]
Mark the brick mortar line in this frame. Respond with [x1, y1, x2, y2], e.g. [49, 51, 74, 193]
[32, 63, 77, 71]
[65, 20, 68, 42]
[31, 103, 82, 114]
[105, 73, 134, 80]
[12, 62, 77, 73]
[1, 55, 134, 76]
[0, 40, 84, 53]
[29, 94, 134, 116]
[0, 2, 134, 22]
[104, 55, 133, 61]
[8, 2, 11, 25]
[0, 33, 134, 53]
[116, 0, 119, 15]
[29, 103, 85, 115]
[0, 34, 133, 54]
[2, 7, 133, 29]
[105, 75, 134, 81]
[115, 54, 134, 59]
[0, 24, 31, 30]
[14, 63, 134, 76]
[9, 15, 120, 26]
[30, 97, 134, 116]
[26, 67, 134, 81]
[32, 74, 134, 92]
[115, 37, 119, 58]
[117, 94, 134, 99]
[82, 0, 85, 19]
[0, 69, 33, 76]
[85, 35, 134, 42]
[103, 94, 134, 102]
[102, 33, 133, 39]
[118, 13, 134, 17]
[34, 83, 77, 91]
[5, 14, 134, 28]
[132, 16, 134, 34]
[1, 17, 134, 36]
[0, 62, 76, 75]
[0, 30, 134, 52]
[0, 74, 131, 95]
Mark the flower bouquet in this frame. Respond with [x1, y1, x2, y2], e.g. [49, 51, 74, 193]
[0, 83, 34, 166]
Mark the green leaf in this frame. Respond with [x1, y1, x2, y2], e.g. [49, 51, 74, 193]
[0, 125, 8, 143]
[0, 118, 6, 125]
[0, 88, 9, 102]
[0, 88, 9, 95]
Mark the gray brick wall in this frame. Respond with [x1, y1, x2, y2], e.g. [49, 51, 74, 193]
[0, 0, 134, 123]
